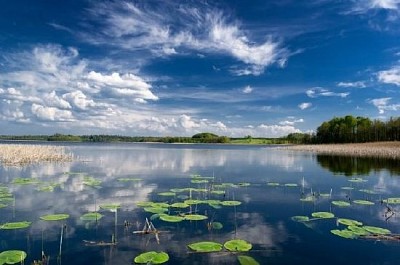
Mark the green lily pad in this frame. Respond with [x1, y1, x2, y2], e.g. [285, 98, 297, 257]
[151, 202, 170, 208]
[12, 178, 39, 185]
[159, 215, 184, 223]
[80, 212, 103, 221]
[267, 182, 280, 186]
[359, 189, 377, 194]
[188, 241, 223, 252]
[211, 222, 223, 230]
[143, 207, 168, 214]
[291, 216, 310, 222]
[83, 176, 102, 187]
[337, 218, 363, 226]
[40, 214, 70, 221]
[224, 239, 252, 252]
[348, 225, 370, 236]
[158, 192, 176, 196]
[171, 202, 189, 208]
[383, 198, 400, 204]
[331, 229, 356, 239]
[184, 199, 205, 205]
[99, 204, 121, 211]
[238, 183, 251, 187]
[184, 214, 208, 221]
[238, 255, 260, 265]
[0, 250, 27, 264]
[348, 177, 367, 183]
[332, 201, 351, 207]
[134, 251, 169, 264]
[221, 200, 242, 206]
[136, 201, 154, 207]
[353, 200, 374, 205]
[311, 212, 335, 219]
[211, 190, 225, 195]
[284, 183, 298, 187]
[363, 226, 391, 235]
[0, 221, 31, 230]
[0, 203, 7, 209]
[341, 186, 354, 190]
[300, 196, 315, 202]
[191, 179, 209, 184]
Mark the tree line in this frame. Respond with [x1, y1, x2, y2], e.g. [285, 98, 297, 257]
[284, 115, 400, 144]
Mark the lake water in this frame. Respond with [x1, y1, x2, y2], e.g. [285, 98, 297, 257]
[1, 142, 400, 265]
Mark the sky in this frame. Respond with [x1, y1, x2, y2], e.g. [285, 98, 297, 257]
[1, 0, 400, 137]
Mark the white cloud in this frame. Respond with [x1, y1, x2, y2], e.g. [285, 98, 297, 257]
[279, 118, 304, 126]
[368, 97, 400, 114]
[350, 0, 400, 13]
[31, 103, 74, 121]
[306, 87, 349, 98]
[377, 67, 400, 86]
[86, 2, 289, 75]
[298, 102, 312, 110]
[337, 81, 366, 88]
[242, 85, 253, 94]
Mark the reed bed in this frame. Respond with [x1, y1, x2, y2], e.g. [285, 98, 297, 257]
[282, 142, 400, 159]
[0, 144, 73, 166]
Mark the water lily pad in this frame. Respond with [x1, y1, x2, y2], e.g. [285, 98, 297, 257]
[171, 202, 189, 208]
[159, 215, 184, 223]
[158, 192, 176, 196]
[134, 251, 169, 264]
[337, 218, 363, 226]
[211, 222, 223, 230]
[0, 203, 7, 209]
[238, 255, 260, 265]
[184, 214, 208, 221]
[0, 250, 27, 264]
[136, 201, 154, 207]
[188, 241, 223, 252]
[267, 182, 280, 186]
[348, 177, 367, 183]
[99, 204, 121, 211]
[211, 190, 225, 195]
[332, 201, 351, 207]
[291, 216, 310, 222]
[143, 207, 168, 214]
[221, 200, 242, 206]
[83, 176, 102, 187]
[238, 183, 251, 187]
[311, 212, 335, 219]
[184, 199, 205, 205]
[359, 189, 377, 194]
[363, 226, 391, 235]
[353, 200, 374, 205]
[12, 178, 39, 185]
[0, 221, 31, 230]
[191, 179, 209, 184]
[341, 186, 354, 190]
[383, 198, 400, 204]
[348, 225, 370, 236]
[331, 229, 356, 239]
[300, 196, 315, 202]
[80, 212, 103, 221]
[284, 183, 298, 187]
[40, 214, 70, 221]
[224, 239, 252, 252]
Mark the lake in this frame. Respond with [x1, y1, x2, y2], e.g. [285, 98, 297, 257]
[1, 142, 400, 265]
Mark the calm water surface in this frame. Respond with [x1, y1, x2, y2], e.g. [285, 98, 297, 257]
[1, 142, 400, 264]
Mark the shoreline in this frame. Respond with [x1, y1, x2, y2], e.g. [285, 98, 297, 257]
[282, 142, 400, 159]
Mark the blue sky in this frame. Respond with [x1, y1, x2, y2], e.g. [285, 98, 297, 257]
[1, 0, 400, 137]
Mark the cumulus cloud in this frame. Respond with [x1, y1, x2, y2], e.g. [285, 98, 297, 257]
[86, 2, 289, 75]
[306, 87, 349, 98]
[298, 102, 312, 110]
[337, 81, 366, 88]
[368, 97, 400, 114]
[242, 85, 253, 94]
[377, 67, 400, 86]
[350, 0, 400, 13]
[31, 103, 74, 121]
[279, 118, 304, 126]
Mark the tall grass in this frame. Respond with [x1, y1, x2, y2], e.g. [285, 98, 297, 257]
[0, 144, 73, 166]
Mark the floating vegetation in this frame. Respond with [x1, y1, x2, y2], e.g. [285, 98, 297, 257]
[0, 221, 31, 230]
[221, 200, 242, 206]
[12, 178, 39, 185]
[348, 226, 370, 236]
[99, 204, 121, 211]
[184, 199, 205, 205]
[159, 215, 184, 223]
[284, 183, 298, 187]
[137, 201, 154, 207]
[359, 189, 377, 194]
[291, 216, 310, 222]
[211, 190, 225, 195]
[238, 255, 260, 265]
[158, 192, 176, 196]
[144, 207, 168, 214]
[332, 201, 351, 207]
[348, 177, 368, 183]
[40, 214, 70, 221]
[151, 202, 170, 208]
[210, 222, 223, 230]
[224, 239, 252, 252]
[80, 212, 103, 221]
[238, 182, 251, 187]
[331, 229, 357, 239]
[382, 198, 400, 204]
[267, 182, 280, 186]
[83, 176, 102, 187]
[37, 183, 59, 192]
[117, 177, 142, 182]
[133, 251, 169, 264]
[353, 200, 374, 205]
[170, 202, 189, 208]
[188, 241, 223, 252]
[183, 214, 208, 221]
[341, 186, 354, 190]
[311, 212, 335, 219]
[0, 203, 7, 209]
[363, 226, 391, 235]
[337, 218, 363, 227]
[0, 250, 27, 264]
[300, 196, 315, 202]
[191, 179, 208, 184]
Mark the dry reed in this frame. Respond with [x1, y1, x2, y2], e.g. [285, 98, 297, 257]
[0, 144, 73, 166]
[282, 142, 400, 159]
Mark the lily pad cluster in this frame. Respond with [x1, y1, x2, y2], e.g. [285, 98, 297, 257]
[0, 250, 27, 265]
[188, 239, 252, 252]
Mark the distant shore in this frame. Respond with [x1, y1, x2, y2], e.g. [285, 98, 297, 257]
[282, 142, 400, 159]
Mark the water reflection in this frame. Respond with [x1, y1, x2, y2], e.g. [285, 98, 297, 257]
[316, 155, 400, 176]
